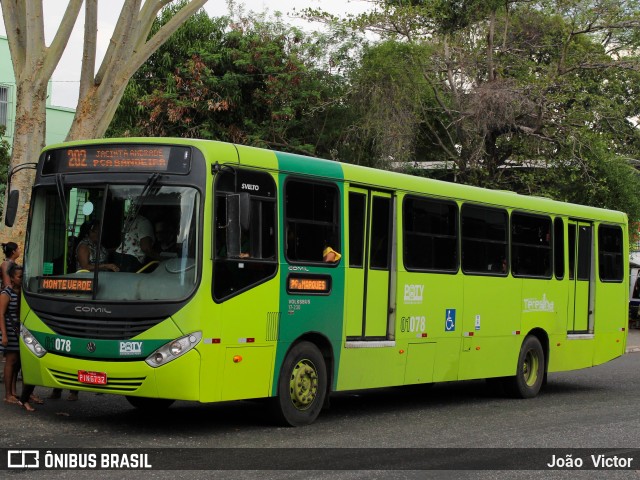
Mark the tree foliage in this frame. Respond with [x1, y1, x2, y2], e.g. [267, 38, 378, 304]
[309, 0, 640, 225]
[109, 8, 350, 157]
[108, 1, 640, 228]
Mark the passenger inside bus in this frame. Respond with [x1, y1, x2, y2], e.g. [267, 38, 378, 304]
[154, 220, 179, 258]
[322, 242, 341, 263]
[76, 220, 119, 272]
[114, 214, 158, 272]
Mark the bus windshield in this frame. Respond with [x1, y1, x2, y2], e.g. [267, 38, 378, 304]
[24, 183, 200, 302]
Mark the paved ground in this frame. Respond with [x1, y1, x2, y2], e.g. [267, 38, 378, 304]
[626, 326, 640, 352]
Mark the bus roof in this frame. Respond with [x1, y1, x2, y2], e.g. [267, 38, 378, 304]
[42, 137, 627, 225]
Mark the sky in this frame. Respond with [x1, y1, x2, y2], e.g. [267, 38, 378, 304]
[0, 0, 371, 108]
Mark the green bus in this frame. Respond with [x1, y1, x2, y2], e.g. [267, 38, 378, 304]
[10, 138, 628, 426]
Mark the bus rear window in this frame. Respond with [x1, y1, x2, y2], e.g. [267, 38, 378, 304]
[598, 225, 623, 282]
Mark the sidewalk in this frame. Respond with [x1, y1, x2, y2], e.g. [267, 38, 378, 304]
[627, 326, 640, 353]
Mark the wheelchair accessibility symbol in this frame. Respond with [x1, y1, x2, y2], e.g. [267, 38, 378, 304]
[445, 309, 456, 332]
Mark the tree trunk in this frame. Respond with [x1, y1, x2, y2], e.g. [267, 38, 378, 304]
[67, 86, 103, 140]
[0, 0, 207, 246]
[66, 0, 208, 141]
[1, 82, 48, 245]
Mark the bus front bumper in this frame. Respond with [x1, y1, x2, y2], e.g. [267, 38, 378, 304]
[19, 344, 201, 401]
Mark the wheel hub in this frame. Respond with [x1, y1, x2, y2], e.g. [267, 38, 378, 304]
[289, 360, 318, 410]
[523, 350, 539, 386]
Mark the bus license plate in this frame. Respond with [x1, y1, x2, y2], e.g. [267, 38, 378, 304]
[78, 370, 107, 385]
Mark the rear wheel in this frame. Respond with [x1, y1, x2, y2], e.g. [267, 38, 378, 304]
[273, 341, 327, 426]
[505, 335, 545, 398]
[126, 396, 175, 411]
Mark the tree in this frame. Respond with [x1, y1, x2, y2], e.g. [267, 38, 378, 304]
[109, 8, 350, 157]
[0, 0, 207, 242]
[0, 125, 10, 212]
[310, 0, 640, 224]
[336, 40, 442, 170]
[0, 0, 83, 241]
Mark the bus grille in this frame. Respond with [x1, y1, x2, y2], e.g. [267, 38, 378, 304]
[35, 311, 163, 340]
[49, 368, 145, 392]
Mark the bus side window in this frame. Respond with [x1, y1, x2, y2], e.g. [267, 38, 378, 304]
[461, 204, 508, 276]
[212, 169, 277, 302]
[568, 224, 576, 280]
[598, 225, 623, 282]
[285, 179, 340, 264]
[403, 195, 458, 272]
[511, 212, 552, 278]
[554, 217, 564, 279]
[349, 193, 366, 268]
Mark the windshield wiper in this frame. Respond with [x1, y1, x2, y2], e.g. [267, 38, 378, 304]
[91, 184, 110, 300]
[55, 174, 67, 221]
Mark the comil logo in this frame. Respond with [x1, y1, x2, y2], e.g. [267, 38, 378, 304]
[119, 341, 143, 356]
[8, 450, 40, 468]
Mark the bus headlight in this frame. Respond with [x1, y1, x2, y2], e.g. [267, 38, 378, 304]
[21, 325, 47, 358]
[145, 331, 202, 368]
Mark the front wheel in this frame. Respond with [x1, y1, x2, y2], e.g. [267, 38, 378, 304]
[505, 335, 545, 398]
[273, 341, 327, 427]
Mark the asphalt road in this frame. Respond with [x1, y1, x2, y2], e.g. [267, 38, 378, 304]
[2, 346, 640, 479]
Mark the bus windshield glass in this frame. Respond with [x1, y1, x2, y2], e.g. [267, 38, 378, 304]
[24, 183, 200, 301]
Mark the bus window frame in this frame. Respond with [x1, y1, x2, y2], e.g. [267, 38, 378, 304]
[212, 167, 278, 303]
[402, 194, 459, 274]
[284, 176, 341, 267]
[348, 191, 366, 269]
[554, 217, 565, 280]
[597, 223, 624, 283]
[510, 211, 553, 280]
[460, 203, 509, 277]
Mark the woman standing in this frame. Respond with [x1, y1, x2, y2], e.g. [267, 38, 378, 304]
[1, 263, 22, 404]
[1, 242, 19, 288]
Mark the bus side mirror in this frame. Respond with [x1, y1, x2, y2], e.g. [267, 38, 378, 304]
[239, 192, 250, 231]
[4, 162, 37, 228]
[4, 190, 19, 227]
[226, 193, 250, 257]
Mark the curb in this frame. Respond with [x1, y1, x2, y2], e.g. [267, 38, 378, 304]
[626, 346, 640, 353]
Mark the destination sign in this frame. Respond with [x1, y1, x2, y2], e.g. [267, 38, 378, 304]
[39, 277, 94, 293]
[287, 275, 331, 294]
[42, 145, 191, 175]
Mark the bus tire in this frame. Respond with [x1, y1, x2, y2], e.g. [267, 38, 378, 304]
[273, 341, 327, 427]
[126, 396, 175, 410]
[505, 335, 545, 399]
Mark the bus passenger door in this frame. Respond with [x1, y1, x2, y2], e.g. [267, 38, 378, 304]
[345, 188, 393, 340]
[568, 221, 593, 333]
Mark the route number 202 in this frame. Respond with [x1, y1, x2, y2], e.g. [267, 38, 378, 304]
[400, 316, 426, 333]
